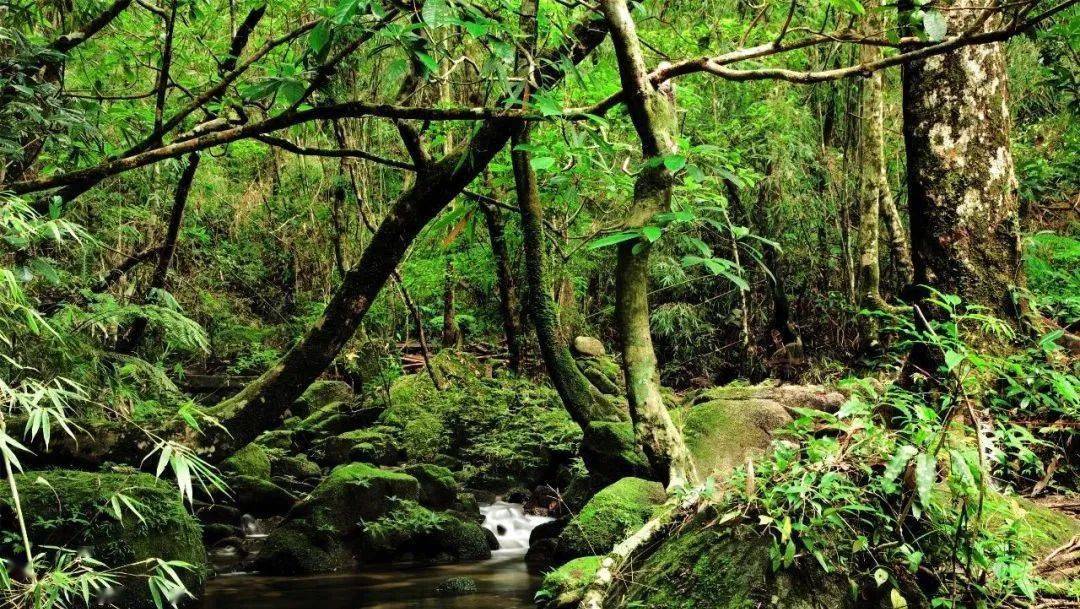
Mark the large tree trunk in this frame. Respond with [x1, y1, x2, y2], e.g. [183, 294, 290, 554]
[202, 15, 610, 457]
[856, 29, 888, 311]
[603, 0, 696, 489]
[901, 2, 1023, 322]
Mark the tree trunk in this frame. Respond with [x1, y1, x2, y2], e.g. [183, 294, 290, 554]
[202, 15, 610, 457]
[602, 0, 697, 489]
[115, 152, 201, 353]
[513, 127, 623, 427]
[856, 31, 887, 311]
[442, 258, 461, 349]
[901, 2, 1023, 322]
[479, 202, 522, 372]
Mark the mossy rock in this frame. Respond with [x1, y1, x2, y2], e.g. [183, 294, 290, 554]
[620, 511, 853, 609]
[579, 421, 651, 486]
[402, 463, 459, 510]
[358, 500, 491, 563]
[555, 477, 665, 560]
[252, 428, 296, 451]
[222, 443, 271, 479]
[311, 427, 401, 467]
[435, 576, 478, 596]
[537, 556, 601, 609]
[227, 475, 297, 516]
[294, 380, 355, 417]
[294, 462, 419, 533]
[295, 400, 384, 440]
[0, 469, 206, 609]
[271, 453, 322, 480]
[254, 521, 355, 575]
[681, 391, 793, 478]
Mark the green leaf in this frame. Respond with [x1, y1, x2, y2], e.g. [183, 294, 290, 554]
[422, 0, 456, 28]
[309, 21, 331, 54]
[588, 232, 639, 250]
[662, 154, 686, 172]
[914, 453, 937, 513]
[943, 350, 964, 373]
[530, 157, 556, 170]
[641, 226, 662, 242]
[415, 52, 439, 75]
[922, 10, 948, 41]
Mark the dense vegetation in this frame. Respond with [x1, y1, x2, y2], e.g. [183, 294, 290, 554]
[0, 0, 1076, 606]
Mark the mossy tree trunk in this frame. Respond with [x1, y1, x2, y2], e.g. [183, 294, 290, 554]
[856, 24, 888, 312]
[901, 0, 1023, 322]
[603, 0, 697, 489]
[203, 14, 610, 457]
[512, 0, 622, 427]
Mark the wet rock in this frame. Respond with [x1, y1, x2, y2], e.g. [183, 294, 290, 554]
[222, 443, 271, 479]
[579, 421, 651, 486]
[227, 475, 297, 516]
[435, 576, 478, 596]
[536, 556, 600, 609]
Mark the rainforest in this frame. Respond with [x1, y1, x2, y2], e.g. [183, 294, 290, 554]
[0, 0, 1077, 606]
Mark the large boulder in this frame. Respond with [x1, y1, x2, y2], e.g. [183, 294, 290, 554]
[222, 442, 271, 479]
[401, 463, 459, 510]
[256, 463, 419, 575]
[356, 500, 491, 564]
[293, 380, 355, 417]
[226, 475, 297, 516]
[293, 400, 384, 440]
[619, 511, 853, 609]
[682, 383, 846, 478]
[311, 427, 402, 467]
[0, 469, 207, 609]
[555, 477, 665, 560]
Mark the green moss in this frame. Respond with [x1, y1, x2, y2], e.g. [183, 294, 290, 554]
[402, 463, 459, 510]
[580, 421, 651, 484]
[272, 453, 322, 479]
[359, 499, 490, 562]
[555, 477, 665, 560]
[435, 576, 478, 596]
[222, 442, 271, 478]
[983, 494, 1080, 556]
[621, 512, 851, 609]
[296, 380, 355, 415]
[537, 556, 601, 609]
[681, 393, 792, 478]
[254, 522, 354, 575]
[312, 427, 401, 466]
[0, 469, 206, 609]
[301, 462, 419, 532]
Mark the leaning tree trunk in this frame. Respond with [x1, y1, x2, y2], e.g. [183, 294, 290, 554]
[901, 1, 1023, 323]
[201, 15, 610, 457]
[604, 0, 696, 489]
[115, 152, 201, 353]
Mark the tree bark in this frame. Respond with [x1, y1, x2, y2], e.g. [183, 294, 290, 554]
[901, 0, 1023, 322]
[115, 152, 201, 353]
[202, 15, 610, 457]
[602, 0, 697, 488]
[479, 202, 523, 372]
[442, 258, 461, 349]
[856, 29, 888, 311]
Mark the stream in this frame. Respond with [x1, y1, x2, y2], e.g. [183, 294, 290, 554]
[196, 502, 553, 609]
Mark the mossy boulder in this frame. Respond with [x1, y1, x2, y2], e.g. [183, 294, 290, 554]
[253, 521, 355, 575]
[222, 443, 271, 479]
[294, 380, 355, 417]
[296, 462, 419, 531]
[620, 512, 852, 609]
[402, 463, 458, 510]
[256, 463, 419, 575]
[555, 477, 665, 560]
[0, 469, 206, 609]
[537, 556, 601, 609]
[294, 400, 384, 440]
[227, 475, 297, 516]
[435, 576, 478, 596]
[358, 500, 491, 563]
[271, 452, 322, 480]
[311, 427, 401, 467]
[252, 428, 296, 451]
[579, 421, 651, 486]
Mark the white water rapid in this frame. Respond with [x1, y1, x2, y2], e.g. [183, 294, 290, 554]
[480, 501, 553, 554]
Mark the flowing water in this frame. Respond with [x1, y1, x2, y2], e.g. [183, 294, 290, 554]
[196, 502, 553, 609]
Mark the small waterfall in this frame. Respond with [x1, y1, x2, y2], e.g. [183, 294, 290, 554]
[480, 501, 552, 554]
